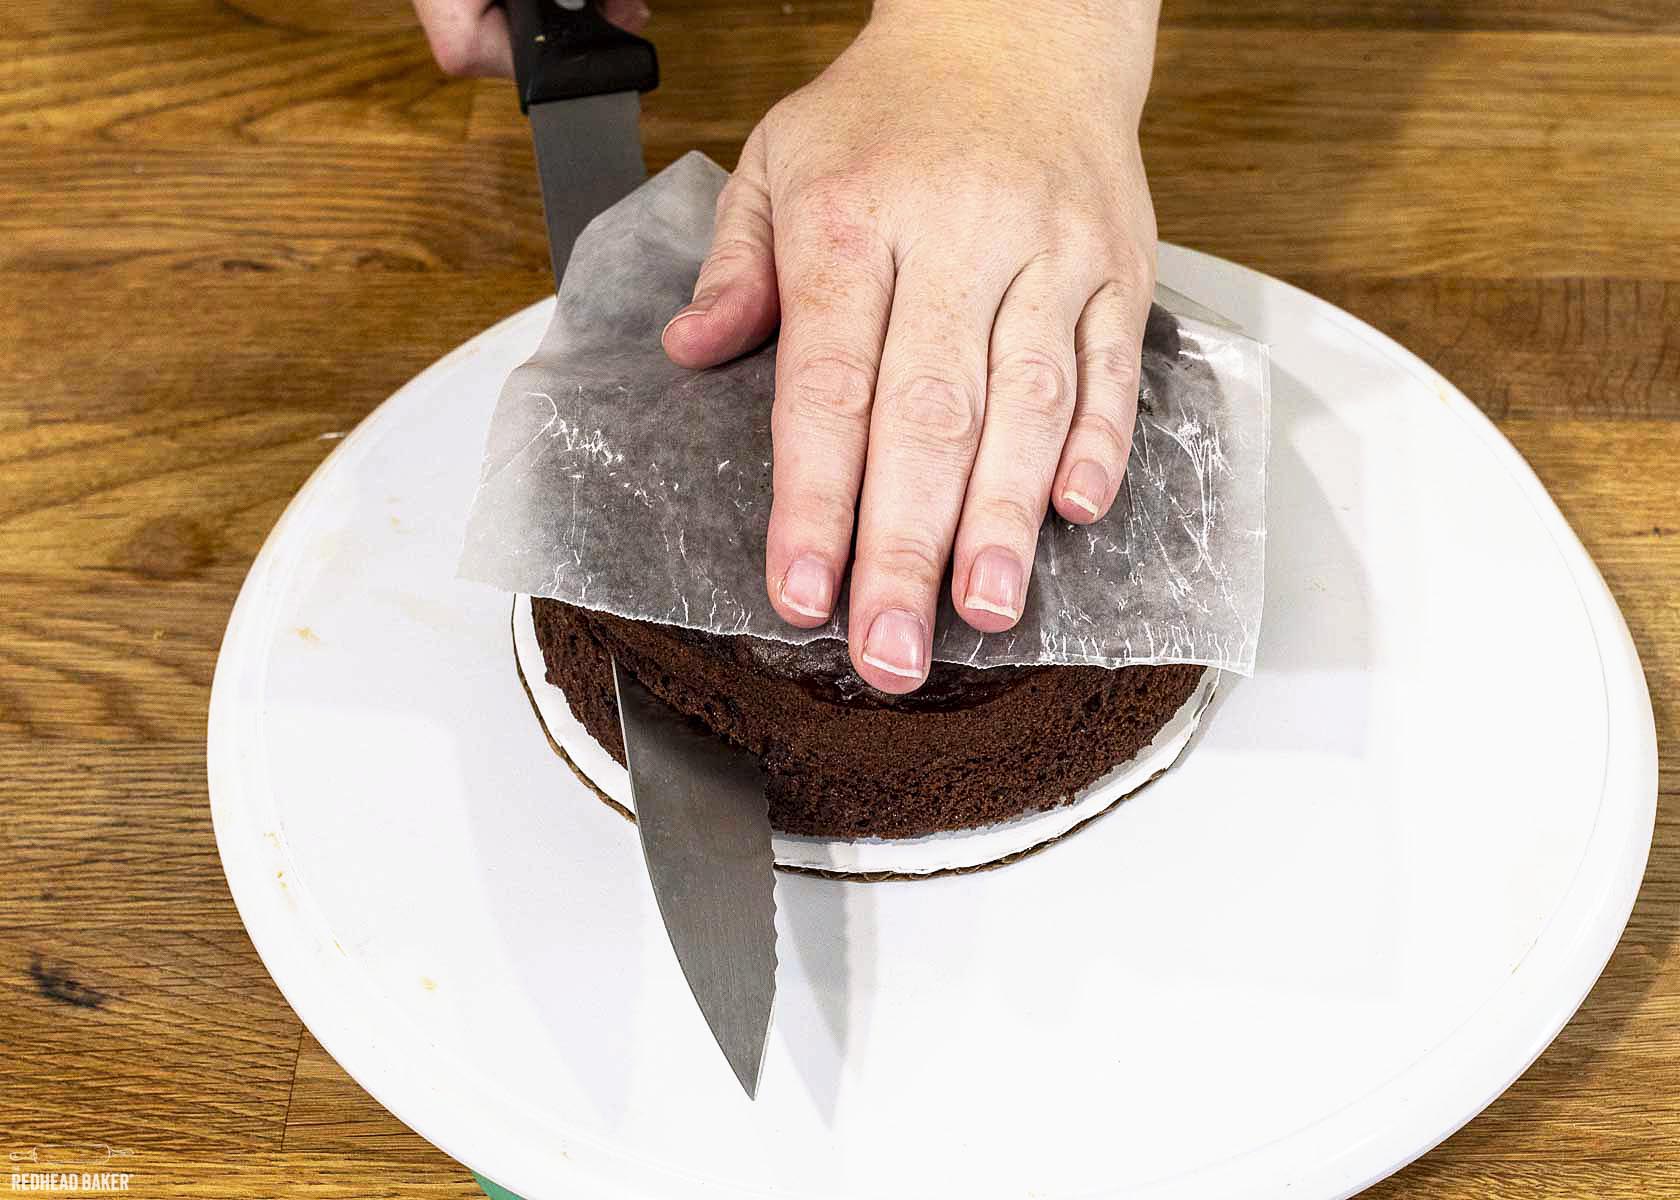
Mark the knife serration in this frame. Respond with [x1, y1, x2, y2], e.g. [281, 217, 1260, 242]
[529, 92, 647, 282]
[612, 659, 777, 1097]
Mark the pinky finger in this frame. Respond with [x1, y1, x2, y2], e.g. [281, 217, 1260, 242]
[1053, 280, 1148, 524]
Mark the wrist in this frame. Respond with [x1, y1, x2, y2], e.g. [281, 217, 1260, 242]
[862, 0, 1158, 118]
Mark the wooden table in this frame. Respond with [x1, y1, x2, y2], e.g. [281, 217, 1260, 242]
[2, 2, 1675, 1196]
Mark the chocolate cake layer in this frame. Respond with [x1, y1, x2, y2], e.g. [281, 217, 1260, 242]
[532, 598, 1205, 840]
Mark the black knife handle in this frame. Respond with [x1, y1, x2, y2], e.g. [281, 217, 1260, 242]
[503, 0, 659, 112]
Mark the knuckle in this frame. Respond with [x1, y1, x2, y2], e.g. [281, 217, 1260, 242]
[968, 492, 1045, 544]
[1107, 241, 1156, 293]
[781, 349, 877, 426]
[933, 168, 1001, 215]
[773, 477, 857, 537]
[716, 171, 765, 220]
[1080, 343, 1141, 398]
[792, 174, 883, 255]
[988, 350, 1072, 420]
[700, 236, 764, 277]
[429, 30, 477, 76]
[1071, 406, 1135, 464]
[796, 170, 870, 219]
[1053, 221, 1109, 268]
[879, 373, 982, 449]
[780, 178, 891, 309]
[867, 532, 947, 590]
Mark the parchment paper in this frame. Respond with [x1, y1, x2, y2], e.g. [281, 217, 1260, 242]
[460, 152, 1270, 673]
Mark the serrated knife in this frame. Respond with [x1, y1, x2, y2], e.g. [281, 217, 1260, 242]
[501, 2, 778, 1096]
[613, 662, 777, 1097]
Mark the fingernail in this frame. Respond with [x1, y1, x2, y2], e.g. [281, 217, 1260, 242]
[861, 609, 926, 681]
[661, 300, 711, 339]
[1062, 461, 1109, 520]
[964, 547, 1023, 621]
[778, 555, 834, 620]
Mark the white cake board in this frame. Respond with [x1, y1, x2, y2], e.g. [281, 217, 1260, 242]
[511, 595, 1219, 876]
[209, 243, 1657, 1200]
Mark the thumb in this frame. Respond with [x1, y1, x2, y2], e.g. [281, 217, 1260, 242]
[663, 135, 780, 368]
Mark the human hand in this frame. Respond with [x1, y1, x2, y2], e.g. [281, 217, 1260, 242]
[663, 0, 1161, 693]
[413, 0, 651, 78]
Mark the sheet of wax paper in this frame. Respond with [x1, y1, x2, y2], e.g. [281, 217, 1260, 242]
[459, 152, 1270, 674]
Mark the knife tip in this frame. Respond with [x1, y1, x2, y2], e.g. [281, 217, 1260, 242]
[723, 1012, 771, 1100]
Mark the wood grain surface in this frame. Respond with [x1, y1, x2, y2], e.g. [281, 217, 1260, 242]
[1, 1, 1676, 1197]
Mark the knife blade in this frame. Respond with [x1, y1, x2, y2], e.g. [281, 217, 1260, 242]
[504, 2, 777, 1098]
[528, 93, 648, 281]
[613, 661, 778, 1097]
[505, 0, 659, 279]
